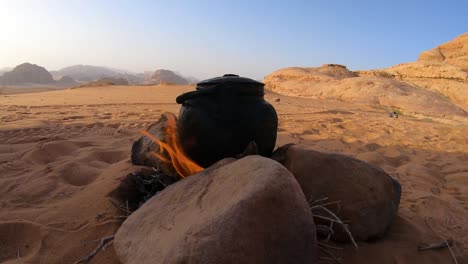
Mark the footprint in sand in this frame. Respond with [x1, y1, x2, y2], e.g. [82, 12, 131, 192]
[22, 141, 81, 165]
[364, 143, 382, 151]
[88, 149, 129, 165]
[95, 126, 120, 136]
[379, 147, 410, 167]
[0, 222, 43, 262]
[356, 151, 386, 167]
[53, 161, 101, 186]
[98, 112, 112, 120]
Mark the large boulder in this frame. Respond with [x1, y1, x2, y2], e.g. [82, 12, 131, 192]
[272, 144, 401, 241]
[114, 156, 318, 264]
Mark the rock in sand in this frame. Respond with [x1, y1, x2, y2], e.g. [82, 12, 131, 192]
[114, 156, 318, 264]
[272, 144, 401, 242]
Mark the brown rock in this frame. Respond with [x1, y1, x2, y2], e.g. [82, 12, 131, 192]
[114, 156, 318, 264]
[272, 144, 401, 241]
[131, 113, 178, 176]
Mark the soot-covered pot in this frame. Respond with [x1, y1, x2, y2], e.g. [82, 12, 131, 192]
[176, 74, 278, 167]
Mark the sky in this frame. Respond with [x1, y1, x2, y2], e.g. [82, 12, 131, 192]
[0, 0, 466, 80]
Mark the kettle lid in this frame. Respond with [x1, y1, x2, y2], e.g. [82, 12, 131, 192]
[197, 74, 264, 87]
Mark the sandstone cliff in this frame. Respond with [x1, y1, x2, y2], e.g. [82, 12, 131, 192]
[265, 34, 468, 117]
[265, 64, 465, 117]
[418, 33, 468, 71]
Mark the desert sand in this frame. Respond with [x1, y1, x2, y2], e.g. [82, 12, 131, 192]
[0, 83, 466, 263]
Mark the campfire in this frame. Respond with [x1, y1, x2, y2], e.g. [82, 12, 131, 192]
[140, 113, 203, 178]
[106, 75, 404, 264]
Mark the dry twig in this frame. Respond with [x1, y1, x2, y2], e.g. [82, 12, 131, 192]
[73, 235, 115, 264]
[312, 205, 358, 250]
[318, 246, 342, 263]
[311, 196, 328, 205]
[312, 197, 357, 263]
[418, 239, 454, 251]
[109, 199, 132, 215]
[126, 200, 130, 217]
[424, 217, 458, 264]
[16, 247, 21, 260]
[318, 242, 344, 250]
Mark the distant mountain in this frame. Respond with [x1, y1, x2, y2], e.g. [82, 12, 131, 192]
[79, 77, 129, 87]
[56, 75, 78, 86]
[0, 63, 54, 85]
[148, 69, 189, 85]
[0, 67, 12, 76]
[0, 63, 197, 87]
[51, 65, 144, 84]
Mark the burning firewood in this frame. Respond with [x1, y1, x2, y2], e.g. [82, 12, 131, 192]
[131, 112, 203, 178]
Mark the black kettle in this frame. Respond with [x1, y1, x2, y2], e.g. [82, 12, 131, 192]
[176, 74, 278, 167]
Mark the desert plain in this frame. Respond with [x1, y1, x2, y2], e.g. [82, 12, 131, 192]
[0, 83, 466, 263]
[1, 34, 467, 264]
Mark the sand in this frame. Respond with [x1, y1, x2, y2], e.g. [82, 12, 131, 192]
[0, 85, 466, 263]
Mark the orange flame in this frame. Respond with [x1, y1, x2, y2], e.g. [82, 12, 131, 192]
[140, 114, 203, 178]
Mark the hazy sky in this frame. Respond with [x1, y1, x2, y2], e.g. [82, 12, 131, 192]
[0, 0, 466, 79]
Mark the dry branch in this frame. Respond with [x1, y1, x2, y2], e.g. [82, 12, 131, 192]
[312, 203, 358, 250]
[311, 197, 357, 263]
[318, 246, 342, 263]
[73, 235, 115, 264]
[109, 198, 133, 215]
[418, 239, 454, 251]
[318, 242, 344, 250]
[424, 217, 458, 264]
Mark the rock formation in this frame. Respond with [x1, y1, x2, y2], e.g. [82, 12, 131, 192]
[52, 65, 144, 84]
[148, 69, 189, 85]
[264, 65, 465, 117]
[418, 33, 468, 71]
[55, 75, 78, 86]
[264, 33, 468, 116]
[380, 62, 468, 109]
[79, 77, 129, 87]
[0, 63, 54, 85]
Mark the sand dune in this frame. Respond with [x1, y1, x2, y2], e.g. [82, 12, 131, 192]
[0, 84, 466, 263]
